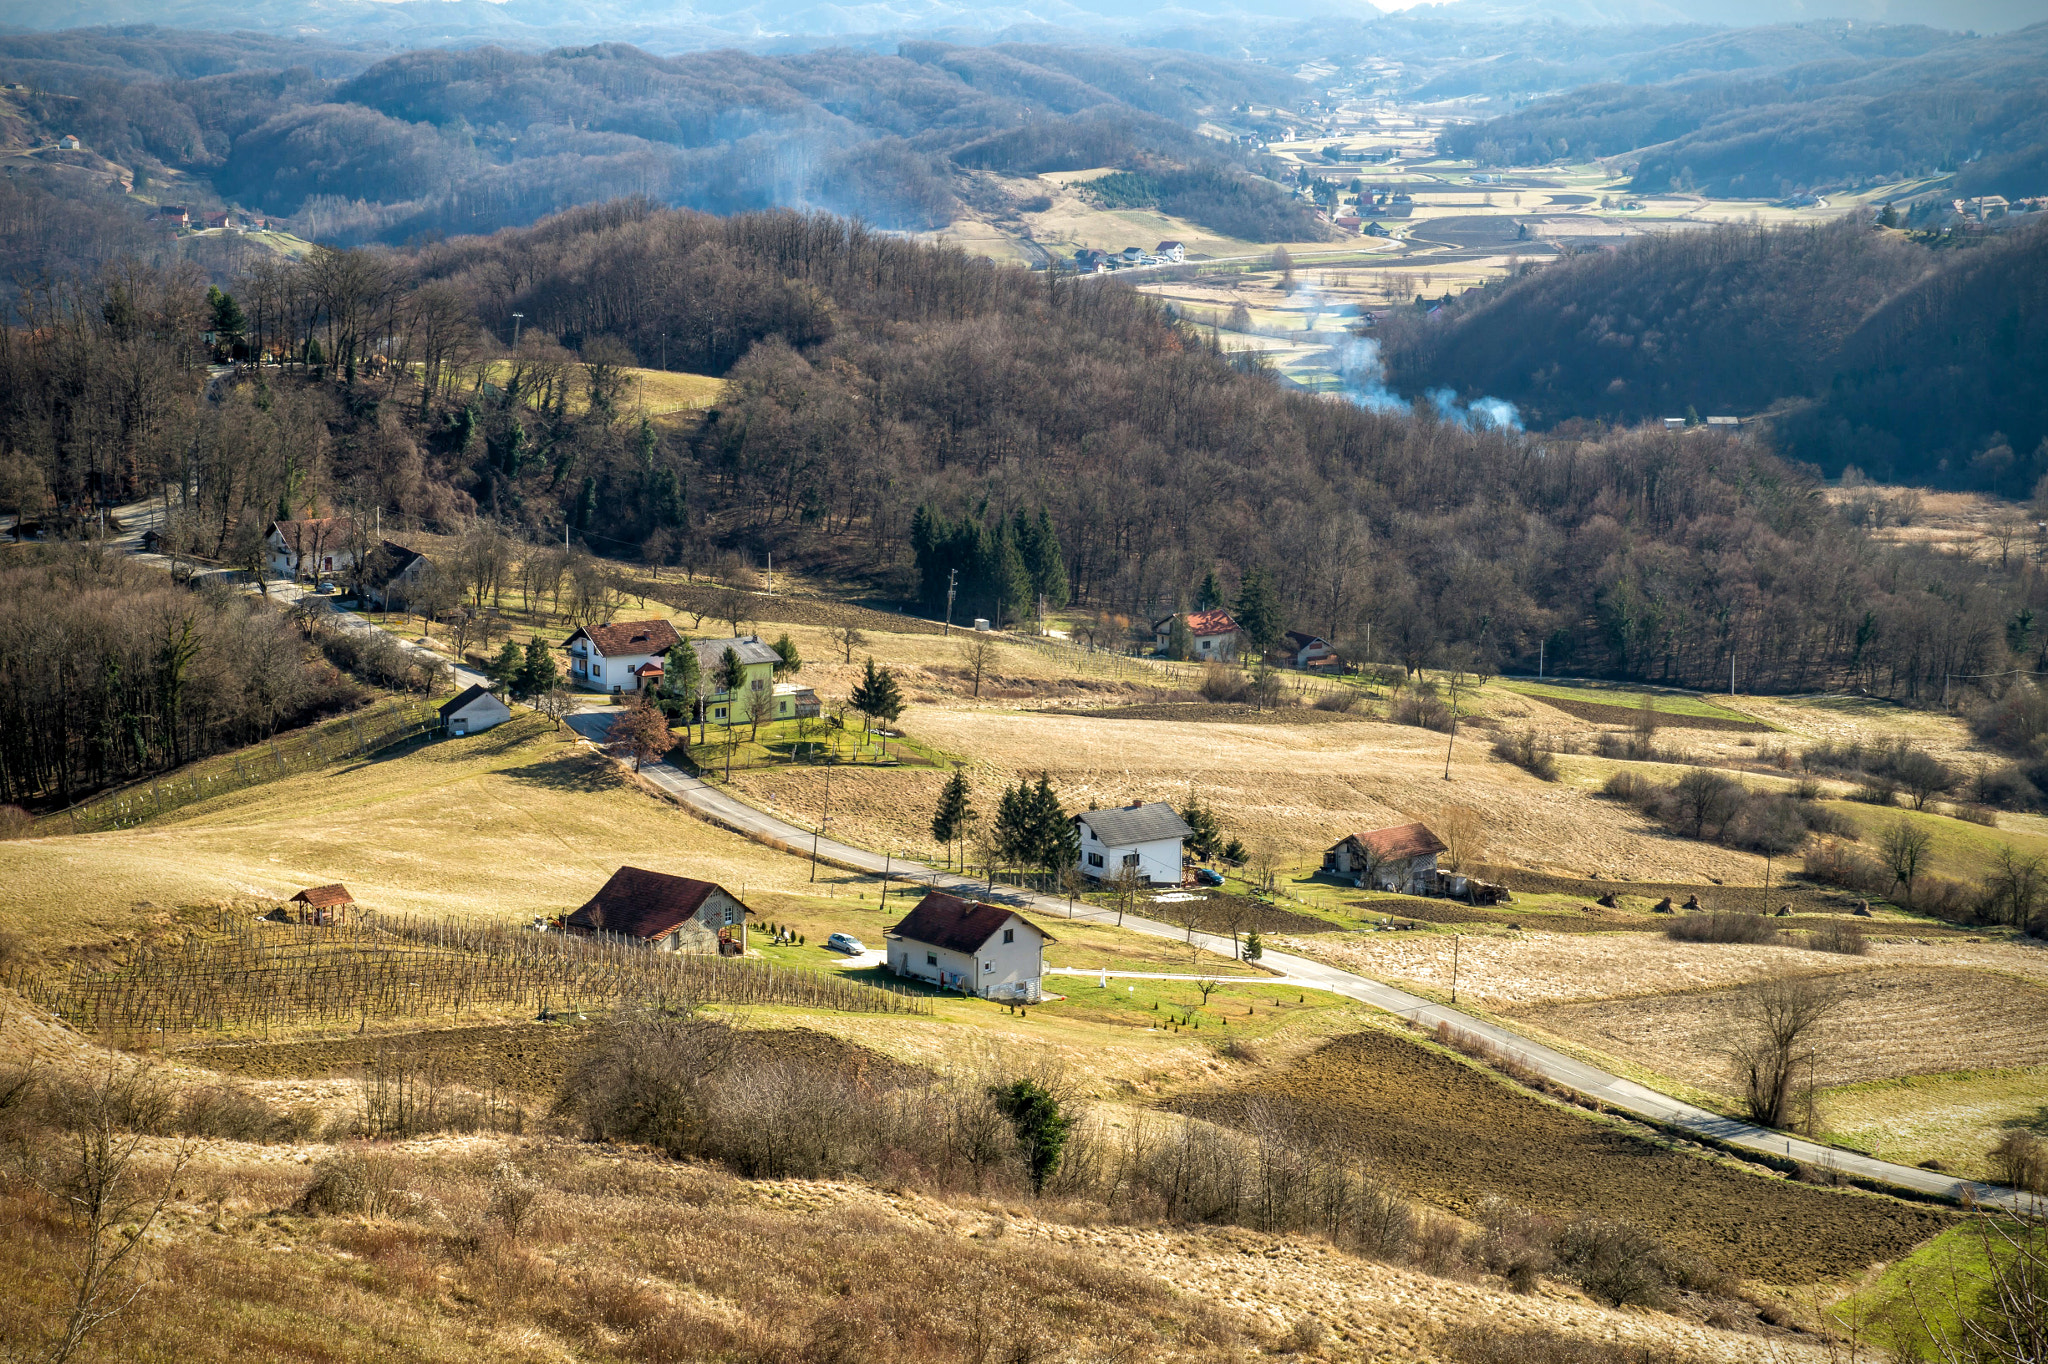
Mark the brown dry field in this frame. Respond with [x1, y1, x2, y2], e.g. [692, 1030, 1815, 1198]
[1508, 965, 2048, 1095]
[1281, 930, 2048, 1010]
[733, 700, 1791, 882]
[1176, 1031, 1949, 1285]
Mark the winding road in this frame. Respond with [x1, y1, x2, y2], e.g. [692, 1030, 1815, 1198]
[564, 710, 2034, 1215]
[89, 502, 2029, 1216]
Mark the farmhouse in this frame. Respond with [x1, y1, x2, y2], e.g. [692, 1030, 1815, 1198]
[360, 540, 431, 609]
[1152, 608, 1240, 659]
[688, 635, 784, 722]
[563, 866, 751, 954]
[565, 619, 682, 694]
[1280, 630, 1340, 670]
[287, 883, 354, 925]
[265, 516, 356, 581]
[1074, 801, 1191, 886]
[1323, 822, 1446, 894]
[1155, 240, 1185, 262]
[440, 683, 512, 737]
[886, 889, 1052, 1001]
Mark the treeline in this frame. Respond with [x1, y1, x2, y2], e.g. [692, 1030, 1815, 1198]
[1384, 218, 2048, 490]
[0, 549, 366, 807]
[1439, 25, 2048, 200]
[13, 202, 2048, 703]
[0, 29, 1302, 248]
[1083, 166, 1328, 243]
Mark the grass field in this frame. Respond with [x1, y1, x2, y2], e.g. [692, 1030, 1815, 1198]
[478, 360, 723, 421]
[1820, 1067, 2048, 1180]
[1493, 677, 1763, 725]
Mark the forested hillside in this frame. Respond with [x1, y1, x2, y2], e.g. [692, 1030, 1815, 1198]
[6, 201, 2044, 707]
[1440, 24, 2048, 200]
[0, 30, 1310, 248]
[1383, 219, 2048, 490]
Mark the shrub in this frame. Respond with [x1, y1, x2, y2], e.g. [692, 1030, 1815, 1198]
[1601, 770, 1656, 805]
[1391, 688, 1454, 732]
[1970, 681, 2048, 758]
[1806, 919, 1868, 955]
[1989, 1129, 2047, 1194]
[1804, 840, 1891, 896]
[1470, 1195, 1557, 1293]
[1554, 1218, 1669, 1308]
[1491, 731, 1560, 781]
[0, 805, 30, 839]
[1312, 691, 1359, 713]
[1954, 803, 2000, 827]
[1667, 912, 1780, 945]
[177, 1083, 321, 1142]
[298, 1150, 407, 1216]
[1198, 663, 1251, 704]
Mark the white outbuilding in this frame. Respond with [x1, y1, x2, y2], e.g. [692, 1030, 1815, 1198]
[1074, 800, 1191, 886]
[439, 683, 512, 737]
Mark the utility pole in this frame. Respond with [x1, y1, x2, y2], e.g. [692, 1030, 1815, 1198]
[810, 765, 832, 882]
[765, 550, 772, 594]
[1450, 934, 1460, 1003]
[1443, 683, 1460, 781]
[660, 332, 668, 371]
[510, 312, 524, 348]
[1730, 650, 1736, 697]
[1538, 638, 1544, 679]
[943, 567, 958, 636]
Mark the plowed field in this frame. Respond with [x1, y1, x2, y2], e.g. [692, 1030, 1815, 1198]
[1175, 1030, 1948, 1284]
[1510, 966, 2048, 1095]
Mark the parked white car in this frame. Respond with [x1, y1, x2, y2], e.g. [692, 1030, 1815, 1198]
[826, 932, 866, 955]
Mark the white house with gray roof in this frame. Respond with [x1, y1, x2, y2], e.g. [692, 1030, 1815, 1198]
[1074, 801, 1192, 886]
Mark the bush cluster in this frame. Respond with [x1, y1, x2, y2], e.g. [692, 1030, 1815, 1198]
[1602, 768, 1850, 855]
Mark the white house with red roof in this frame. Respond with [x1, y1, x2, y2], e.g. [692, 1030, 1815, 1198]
[563, 619, 682, 694]
[1152, 608, 1240, 660]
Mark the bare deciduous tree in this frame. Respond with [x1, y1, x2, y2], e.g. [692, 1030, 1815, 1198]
[1728, 974, 1838, 1128]
[1878, 817, 1934, 905]
[959, 636, 997, 699]
[12, 1064, 192, 1364]
[1434, 803, 1487, 875]
[831, 625, 867, 664]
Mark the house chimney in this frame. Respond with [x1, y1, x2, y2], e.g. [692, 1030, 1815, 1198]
[1128, 799, 1143, 809]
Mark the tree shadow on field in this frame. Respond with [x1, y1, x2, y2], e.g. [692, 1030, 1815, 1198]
[501, 752, 625, 795]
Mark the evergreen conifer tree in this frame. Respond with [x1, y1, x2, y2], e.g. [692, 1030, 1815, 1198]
[1195, 568, 1225, 611]
[518, 635, 559, 700]
[486, 640, 523, 695]
[931, 768, 974, 868]
[1234, 566, 1285, 655]
[770, 633, 800, 676]
[655, 642, 701, 726]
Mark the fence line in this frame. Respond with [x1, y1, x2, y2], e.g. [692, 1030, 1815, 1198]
[43, 700, 439, 836]
[3, 909, 929, 1035]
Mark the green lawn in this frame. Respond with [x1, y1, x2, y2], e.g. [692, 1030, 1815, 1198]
[677, 716, 958, 775]
[1495, 677, 1760, 723]
[1823, 799, 2048, 886]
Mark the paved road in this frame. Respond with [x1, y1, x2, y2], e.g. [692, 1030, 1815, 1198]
[568, 711, 2033, 1214]
[100, 514, 2029, 1216]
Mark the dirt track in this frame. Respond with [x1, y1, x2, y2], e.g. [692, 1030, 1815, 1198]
[1176, 1031, 1949, 1284]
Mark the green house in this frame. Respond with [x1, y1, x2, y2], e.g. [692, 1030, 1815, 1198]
[688, 635, 783, 724]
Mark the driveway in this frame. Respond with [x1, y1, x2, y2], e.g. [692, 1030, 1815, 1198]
[567, 708, 2029, 1214]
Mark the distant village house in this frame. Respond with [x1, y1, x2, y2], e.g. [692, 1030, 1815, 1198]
[1153, 608, 1240, 659]
[1074, 800, 1191, 886]
[688, 635, 784, 721]
[564, 619, 682, 695]
[440, 683, 512, 737]
[1280, 631, 1339, 670]
[1323, 822, 1446, 895]
[886, 889, 1052, 1001]
[265, 516, 356, 581]
[564, 866, 751, 954]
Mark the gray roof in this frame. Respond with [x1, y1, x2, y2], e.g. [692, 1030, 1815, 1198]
[688, 635, 783, 673]
[1075, 802, 1192, 847]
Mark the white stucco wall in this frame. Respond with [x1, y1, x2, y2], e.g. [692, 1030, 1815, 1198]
[1077, 824, 1183, 886]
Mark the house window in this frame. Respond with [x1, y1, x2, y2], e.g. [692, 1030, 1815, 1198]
[593, 664, 602, 677]
[983, 961, 994, 973]
[1122, 852, 1141, 867]
[1003, 928, 1015, 944]
[1200, 639, 1212, 650]
[926, 952, 938, 966]
[1088, 852, 1104, 868]
[714, 707, 727, 719]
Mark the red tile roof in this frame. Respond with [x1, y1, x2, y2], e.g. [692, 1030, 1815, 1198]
[887, 890, 1054, 955]
[1184, 609, 1238, 637]
[565, 619, 682, 659]
[289, 883, 354, 908]
[1341, 823, 1447, 861]
[564, 866, 746, 941]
